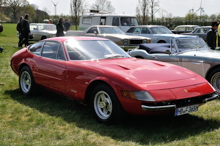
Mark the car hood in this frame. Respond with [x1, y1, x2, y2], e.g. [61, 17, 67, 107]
[181, 49, 220, 58]
[102, 34, 150, 40]
[95, 58, 203, 89]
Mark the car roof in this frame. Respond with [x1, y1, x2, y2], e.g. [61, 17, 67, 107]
[45, 36, 109, 42]
[130, 25, 166, 28]
[175, 25, 200, 27]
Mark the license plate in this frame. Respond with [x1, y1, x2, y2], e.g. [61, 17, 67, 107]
[175, 104, 199, 116]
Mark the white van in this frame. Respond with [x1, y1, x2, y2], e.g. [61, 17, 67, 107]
[79, 12, 138, 32]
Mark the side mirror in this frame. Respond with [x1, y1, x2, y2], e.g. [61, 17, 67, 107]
[93, 31, 98, 35]
[165, 50, 171, 54]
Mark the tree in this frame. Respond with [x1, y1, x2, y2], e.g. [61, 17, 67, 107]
[136, 0, 149, 25]
[70, 0, 87, 30]
[5, 0, 29, 22]
[91, 0, 115, 13]
[149, 0, 160, 24]
[209, 14, 217, 21]
[185, 10, 198, 24]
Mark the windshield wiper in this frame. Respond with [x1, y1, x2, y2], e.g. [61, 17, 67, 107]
[104, 54, 125, 59]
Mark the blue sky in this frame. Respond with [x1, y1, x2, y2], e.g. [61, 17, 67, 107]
[28, 0, 220, 17]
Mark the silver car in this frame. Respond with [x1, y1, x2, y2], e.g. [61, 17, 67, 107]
[66, 25, 152, 50]
[129, 37, 220, 93]
[182, 26, 211, 42]
[29, 23, 56, 41]
[126, 25, 198, 43]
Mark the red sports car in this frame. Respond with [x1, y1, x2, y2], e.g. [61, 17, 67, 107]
[11, 37, 218, 123]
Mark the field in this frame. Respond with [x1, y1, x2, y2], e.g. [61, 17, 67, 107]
[0, 23, 220, 146]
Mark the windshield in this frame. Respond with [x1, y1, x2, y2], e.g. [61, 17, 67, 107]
[176, 38, 209, 52]
[150, 27, 173, 34]
[120, 17, 138, 26]
[36, 24, 56, 31]
[65, 40, 130, 60]
[99, 27, 124, 34]
[30, 24, 56, 31]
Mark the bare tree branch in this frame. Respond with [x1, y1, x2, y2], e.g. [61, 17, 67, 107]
[91, 0, 115, 13]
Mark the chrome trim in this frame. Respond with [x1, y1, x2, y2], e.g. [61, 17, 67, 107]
[203, 93, 219, 103]
[141, 104, 176, 111]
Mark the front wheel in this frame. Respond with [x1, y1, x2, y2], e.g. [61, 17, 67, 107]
[208, 68, 220, 93]
[91, 84, 124, 123]
[19, 66, 36, 95]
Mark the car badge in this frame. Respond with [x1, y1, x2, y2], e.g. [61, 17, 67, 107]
[184, 89, 188, 93]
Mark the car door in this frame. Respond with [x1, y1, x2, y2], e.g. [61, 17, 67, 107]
[36, 41, 67, 91]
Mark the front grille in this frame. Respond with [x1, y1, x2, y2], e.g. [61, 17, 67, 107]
[130, 40, 143, 45]
[142, 94, 213, 108]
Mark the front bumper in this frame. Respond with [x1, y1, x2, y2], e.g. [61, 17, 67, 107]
[141, 92, 219, 111]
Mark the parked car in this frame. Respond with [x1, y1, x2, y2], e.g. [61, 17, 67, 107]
[126, 25, 198, 43]
[129, 37, 220, 93]
[182, 26, 211, 42]
[172, 25, 200, 34]
[10, 37, 218, 123]
[65, 25, 151, 50]
[29, 23, 57, 41]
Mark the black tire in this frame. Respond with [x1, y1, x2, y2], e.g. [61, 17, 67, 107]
[19, 66, 36, 95]
[207, 68, 220, 93]
[91, 84, 124, 123]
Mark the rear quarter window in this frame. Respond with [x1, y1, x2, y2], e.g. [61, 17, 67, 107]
[29, 41, 44, 56]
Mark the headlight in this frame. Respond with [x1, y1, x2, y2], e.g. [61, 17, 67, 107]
[123, 39, 128, 45]
[121, 91, 156, 101]
[143, 39, 147, 43]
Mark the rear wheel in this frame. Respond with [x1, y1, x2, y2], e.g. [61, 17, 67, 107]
[91, 84, 124, 123]
[208, 68, 220, 93]
[19, 66, 36, 95]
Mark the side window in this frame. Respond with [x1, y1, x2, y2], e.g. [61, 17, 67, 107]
[87, 27, 98, 33]
[82, 17, 92, 24]
[141, 28, 150, 34]
[186, 27, 193, 31]
[29, 41, 44, 56]
[112, 17, 119, 26]
[42, 41, 60, 59]
[133, 28, 141, 34]
[57, 45, 66, 61]
[177, 27, 185, 31]
[126, 27, 135, 33]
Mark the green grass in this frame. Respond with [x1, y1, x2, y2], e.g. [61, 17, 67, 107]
[0, 23, 220, 145]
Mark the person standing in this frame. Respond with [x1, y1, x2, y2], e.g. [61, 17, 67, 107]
[64, 18, 70, 31]
[17, 16, 23, 47]
[207, 21, 219, 50]
[56, 18, 64, 37]
[21, 14, 30, 47]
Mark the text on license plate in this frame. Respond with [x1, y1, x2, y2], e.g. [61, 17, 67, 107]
[175, 104, 199, 116]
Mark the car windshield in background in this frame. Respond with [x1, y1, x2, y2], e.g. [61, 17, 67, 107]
[150, 27, 173, 34]
[120, 17, 138, 26]
[65, 40, 130, 60]
[38, 24, 56, 31]
[176, 38, 209, 52]
[30, 24, 56, 31]
[99, 27, 124, 34]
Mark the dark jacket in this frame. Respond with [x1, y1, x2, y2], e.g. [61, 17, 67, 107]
[56, 22, 64, 37]
[21, 19, 30, 34]
[16, 22, 22, 34]
[207, 28, 217, 50]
